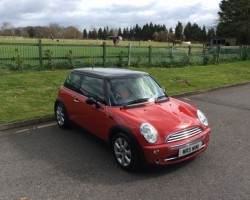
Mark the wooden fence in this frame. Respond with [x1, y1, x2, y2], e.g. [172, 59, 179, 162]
[0, 39, 249, 70]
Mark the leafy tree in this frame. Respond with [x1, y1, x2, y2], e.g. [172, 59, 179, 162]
[83, 29, 88, 39]
[200, 26, 207, 42]
[175, 21, 183, 40]
[192, 23, 202, 41]
[98, 28, 103, 39]
[109, 28, 116, 37]
[184, 22, 192, 41]
[168, 28, 175, 42]
[26, 26, 36, 38]
[207, 28, 216, 40]
[122, 27, 129, 40]
[158, 30, 168, 42]
[217, 0, 250, 44]
[152, 31, 159, 41]
[134, 24, 141, 40]
[118, 28, 122, 37]
[141, 23, 150, 40]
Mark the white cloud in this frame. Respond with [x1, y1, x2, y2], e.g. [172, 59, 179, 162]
[0, 0, 221, 30]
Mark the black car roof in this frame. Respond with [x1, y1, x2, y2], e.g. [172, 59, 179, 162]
[73, 67, 148, 78]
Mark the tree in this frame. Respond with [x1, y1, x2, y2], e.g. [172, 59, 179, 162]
[207, 28, 216, 40]
[152, 31, 159, 41]
[134, 24, 141, 40]
[168, 28, 175, 42]
[191, 23, 202, 41]
[122, 27, 129, 40]
[26, 26, 36, 38]
[63, 26, 81, 39]
[184, 22, 192, 41]
[48, 23, 61, 38]
[217, 0, 250, 44]
[0, 22, 14, 36]
[158, 30, 168, 42]
[175, 21, 183, 40]
[98, 28, 103, 39]
[83, 29, 88, 39]
[201, 26, 207, 42]
[118, 28, 123, 37]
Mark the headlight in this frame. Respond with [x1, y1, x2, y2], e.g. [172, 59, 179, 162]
[140, 123, 158, 144]
[197, 110, 208, 126]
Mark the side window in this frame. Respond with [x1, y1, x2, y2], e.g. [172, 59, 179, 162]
[64, 72, 82, 93]
[80, 76, 105, 104]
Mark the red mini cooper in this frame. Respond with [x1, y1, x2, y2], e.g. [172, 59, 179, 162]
[55, 68, 210, 171]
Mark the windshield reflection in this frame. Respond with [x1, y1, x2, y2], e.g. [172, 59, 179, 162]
[108, 75, 166, 106]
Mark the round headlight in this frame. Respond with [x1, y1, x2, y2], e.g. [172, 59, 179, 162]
[140, 123, 158, 144]
[197, 110, 208, 126]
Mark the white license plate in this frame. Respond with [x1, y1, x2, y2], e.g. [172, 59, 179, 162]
[178, 142, 202, 157]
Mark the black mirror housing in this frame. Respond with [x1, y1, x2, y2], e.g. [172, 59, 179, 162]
[86, 98, 100, 109]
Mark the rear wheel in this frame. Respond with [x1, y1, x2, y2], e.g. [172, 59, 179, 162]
[55, 103, 69, 128]
[112, 133, 139, 171]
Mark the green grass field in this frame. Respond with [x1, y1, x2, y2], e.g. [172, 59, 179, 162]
[0, 60, 250, 124]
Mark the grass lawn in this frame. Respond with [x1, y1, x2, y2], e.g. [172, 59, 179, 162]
[0, 60, 250, 124]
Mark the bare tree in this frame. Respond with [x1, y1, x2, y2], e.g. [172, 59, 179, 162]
[0, 22, 14, 36]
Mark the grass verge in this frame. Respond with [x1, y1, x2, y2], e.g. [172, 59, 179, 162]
[0, 61, 250, 124]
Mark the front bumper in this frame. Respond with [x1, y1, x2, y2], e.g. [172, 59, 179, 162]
[142, 128, 211, 165]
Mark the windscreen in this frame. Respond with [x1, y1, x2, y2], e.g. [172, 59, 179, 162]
[108, 75, 166, 106]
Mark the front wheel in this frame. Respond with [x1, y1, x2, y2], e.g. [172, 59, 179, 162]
[112, 133, 139, 171]
[55, 103, 69, 128]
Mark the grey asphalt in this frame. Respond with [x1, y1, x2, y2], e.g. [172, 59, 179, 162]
[0, 84, 250, 200]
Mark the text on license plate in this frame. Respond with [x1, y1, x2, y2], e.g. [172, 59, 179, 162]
[178, 142, 202, 157]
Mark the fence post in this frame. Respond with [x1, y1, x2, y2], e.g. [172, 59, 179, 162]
[38, 39, 43, 70]
[103, 42, 106, 67]
[188, 45, 191, 56]
[202, 44, 206, 57]
[217, 45, 221, 63]
[170, 46, 173, 67]
[240, 45, 243, 60]
[128, 43, 131, 66]
[149, 45, 152, 65]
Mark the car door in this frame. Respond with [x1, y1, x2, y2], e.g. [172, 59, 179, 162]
[61, 72, 84, 123]
[75, 75, 111, 139]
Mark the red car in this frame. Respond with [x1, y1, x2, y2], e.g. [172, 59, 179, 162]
[55, 68, 210, 171]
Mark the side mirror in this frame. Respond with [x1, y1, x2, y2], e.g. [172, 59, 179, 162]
[161, 87, 167, 94]
[86, 97, 100, 109]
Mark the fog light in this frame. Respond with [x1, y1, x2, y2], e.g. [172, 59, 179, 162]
[153, 149, 160, 154]
[155, 158, 160, 164]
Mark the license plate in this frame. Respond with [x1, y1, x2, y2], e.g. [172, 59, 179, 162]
[178, 142, 202, 157]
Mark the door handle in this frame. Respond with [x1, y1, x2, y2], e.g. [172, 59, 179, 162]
[74, 99, 79, 103]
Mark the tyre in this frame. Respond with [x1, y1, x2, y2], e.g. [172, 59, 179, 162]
[112, 133, 139, 171]
[55, 103, 69, 128]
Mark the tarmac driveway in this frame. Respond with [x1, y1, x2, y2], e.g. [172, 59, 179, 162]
[0, 84, 250, 200]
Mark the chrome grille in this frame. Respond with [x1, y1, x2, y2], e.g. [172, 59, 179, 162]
[166, 126, 202, 143]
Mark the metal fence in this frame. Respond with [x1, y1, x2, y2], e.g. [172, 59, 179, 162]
[0, 39, 249, 70]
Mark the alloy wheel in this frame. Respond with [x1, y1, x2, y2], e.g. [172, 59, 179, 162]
[114, 137, 132, 167]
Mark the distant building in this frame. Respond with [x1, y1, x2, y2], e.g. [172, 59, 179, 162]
[211, 38, 236, 46]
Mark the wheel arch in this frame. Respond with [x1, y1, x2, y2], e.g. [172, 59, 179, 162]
[54, 98, 64, 112]
[108, 125, 146, 166]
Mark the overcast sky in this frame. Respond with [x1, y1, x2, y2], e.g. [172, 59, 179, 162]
[0, 0, 221, 30]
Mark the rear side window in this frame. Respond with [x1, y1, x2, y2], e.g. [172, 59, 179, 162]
[80, 76, 106, 104]
[64, 72, 82, 92]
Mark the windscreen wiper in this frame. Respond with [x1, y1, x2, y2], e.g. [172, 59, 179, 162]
[155, 95, 168, 103]
[122, 98, 150, 108]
